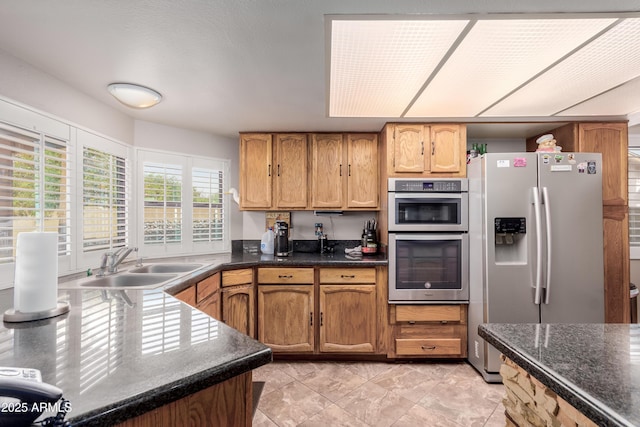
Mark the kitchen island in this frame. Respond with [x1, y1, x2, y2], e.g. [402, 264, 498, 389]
[479, 323, 640, 427]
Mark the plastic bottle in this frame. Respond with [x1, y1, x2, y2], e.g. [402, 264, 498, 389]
[261, 227, 275, 254]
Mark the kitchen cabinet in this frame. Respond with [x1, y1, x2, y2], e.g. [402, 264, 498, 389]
[391, 304, 467, 358]
[309, 133, 379, 209]
[174, 285, 196, 307]
[239, 133, 272, 209]
[221, 269, 256, 338]
[527, 122, 630, 323]
[196, 272, 221, 320]
[274, 133, 308, 209]
[381, 123, 467, 177]
[257, 267, 315, 352]
[318, 268, 377, 353]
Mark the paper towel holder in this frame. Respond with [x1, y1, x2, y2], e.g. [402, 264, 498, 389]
[3, 302, 70, 323]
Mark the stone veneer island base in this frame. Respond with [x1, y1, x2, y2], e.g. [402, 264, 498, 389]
[499, 355, 597, 427]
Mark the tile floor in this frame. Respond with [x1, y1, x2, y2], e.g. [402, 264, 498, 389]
[252, 360, 506, 427]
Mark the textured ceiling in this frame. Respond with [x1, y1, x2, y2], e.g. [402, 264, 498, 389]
[0, 0, 639, 139]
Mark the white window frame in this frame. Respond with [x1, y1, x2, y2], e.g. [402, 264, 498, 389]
[136, 148, 230, 259]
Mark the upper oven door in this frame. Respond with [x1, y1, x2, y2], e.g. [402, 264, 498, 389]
[388, 192, 468, 232]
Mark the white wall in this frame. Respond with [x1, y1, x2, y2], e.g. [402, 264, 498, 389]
[134, 120, 242, 240]
[0, 49, 133, 143]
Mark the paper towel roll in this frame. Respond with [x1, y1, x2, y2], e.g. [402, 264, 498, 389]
[14, 232, 59, 313]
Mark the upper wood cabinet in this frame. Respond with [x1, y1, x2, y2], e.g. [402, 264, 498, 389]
[381, 123, 467, 177]
[346, 134, 379, 209]
[274, 134, 308, 208]
[310, 133, 345, 209]
[239, 133, 272, 209]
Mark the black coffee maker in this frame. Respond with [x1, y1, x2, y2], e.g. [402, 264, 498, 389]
[274, 221, 290, 256]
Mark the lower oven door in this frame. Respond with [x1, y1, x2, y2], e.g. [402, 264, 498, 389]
[388, 233, 469, 303]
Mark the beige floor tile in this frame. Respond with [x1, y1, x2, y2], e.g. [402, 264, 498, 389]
[392, 403, 465, 427]
[371, 364, 442, 403]
[298, 362, 369, 402]
[253, 362, 296, 395]
[336, 381, 416, 427]
[483, 405, 508, 427]
[280, 361, 328, 380]
[338, 361, 398, 381]
[404, 360, 465, 379]
[299, 403, 370, 427]
[258, 381, 333, 427]
[253, 409, 279, 427]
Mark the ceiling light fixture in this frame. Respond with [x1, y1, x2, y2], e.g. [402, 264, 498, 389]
[107, 83, 162, 109]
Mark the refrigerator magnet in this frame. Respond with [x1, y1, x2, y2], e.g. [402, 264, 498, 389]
[587, 161, 597, 174]
[513, 157, 527, 167]
[567, 153, 576, 164]
[542, 154, 551, 164]
[578, 162, 586, 173]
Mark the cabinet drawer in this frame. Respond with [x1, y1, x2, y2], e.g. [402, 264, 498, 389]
[258, 268, 314, 284]
[222, 268, 253, 287]
[319, 268, 375, 284]
[395, 305, 463, 323]
[197, 273, 220, 303]
[395, 338, 462, 356]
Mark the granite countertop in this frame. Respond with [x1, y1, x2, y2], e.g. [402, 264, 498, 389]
[479, 323, 640, 427]
[1, 248, 387, 425]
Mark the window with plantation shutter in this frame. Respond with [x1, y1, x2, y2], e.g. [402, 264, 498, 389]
[192, 167, 224, 243]
[0, 122, 71, 265]
[82, 146, 129, 253]
[143, 162, 183, 245]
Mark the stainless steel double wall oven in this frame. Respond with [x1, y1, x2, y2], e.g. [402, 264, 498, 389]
[388, 178, 469, 303]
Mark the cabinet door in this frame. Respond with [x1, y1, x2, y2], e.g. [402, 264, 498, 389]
[319, 284, 376, 353]
[430, 124, 462, 173]
[197, 290, 221, 320]
[578, 123, 628, 206]
[239, 134, 272, 209]
[346, 134, 379, 209]
[310, 133, 345, 209]
[392, 124, 426, 173]
[174, 285, 196, 307]
[221, 284, 256, 338]
[274, 134, 308, 208]
[258, 285, 314, 352]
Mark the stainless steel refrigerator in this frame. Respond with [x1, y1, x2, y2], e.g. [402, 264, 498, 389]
[467, 152, 604, 383]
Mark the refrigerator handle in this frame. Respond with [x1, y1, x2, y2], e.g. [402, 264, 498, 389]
[542, 187, 552, 304]
[532, 187, 543, 305]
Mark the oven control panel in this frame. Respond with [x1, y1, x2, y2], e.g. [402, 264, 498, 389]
[389, 178, 467, 193]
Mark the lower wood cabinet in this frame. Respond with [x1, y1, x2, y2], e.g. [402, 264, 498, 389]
[222, 269, 256, 338]
[391, 304, 467, 358]
[257, 284, 315, 352]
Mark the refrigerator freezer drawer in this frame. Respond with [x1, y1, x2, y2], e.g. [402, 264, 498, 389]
[395, 338, 462, 356]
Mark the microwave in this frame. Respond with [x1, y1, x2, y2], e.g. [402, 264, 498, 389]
[388, 178, 468, 232]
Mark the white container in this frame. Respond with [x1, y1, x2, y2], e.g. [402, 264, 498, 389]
[260, 228, 275, 254]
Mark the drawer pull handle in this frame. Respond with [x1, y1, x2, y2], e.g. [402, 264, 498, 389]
[421, 345, 437, 351]
[278, 275, 293, 279]
[340, 275, 356, 279]
[320, 312, 323, 326]
[310, 312, 313, 326]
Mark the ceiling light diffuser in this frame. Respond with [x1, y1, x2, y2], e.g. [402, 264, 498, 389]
[107, 83, 162, 109]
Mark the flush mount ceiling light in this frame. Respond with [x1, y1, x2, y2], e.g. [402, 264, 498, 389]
[107, 83, 162, 109]
[327, 12, 640, 121]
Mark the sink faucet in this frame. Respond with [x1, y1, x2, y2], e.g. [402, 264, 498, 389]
[97, 247, 136, 276]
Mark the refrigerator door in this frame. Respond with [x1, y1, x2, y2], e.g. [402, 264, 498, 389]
[537, 153, 604, 323]
[482, 153, 540, 373]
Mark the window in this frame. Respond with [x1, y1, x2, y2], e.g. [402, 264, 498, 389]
[0, 122, 71, 265]
[82, 146, 129, 253]
[137, 149, 230, 257]
[143, 162, 182, 245]
[629, 147, 640, 258]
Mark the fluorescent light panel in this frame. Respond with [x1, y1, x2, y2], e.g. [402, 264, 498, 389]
[560, 74, 640, 116]
[329, 19, 468, 117]
[407, 18, 615, 117]
[484, 18, 640, 117]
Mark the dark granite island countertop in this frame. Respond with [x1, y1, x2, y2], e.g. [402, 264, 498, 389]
[479, 323, 640, 427]
[0, 287, 272, 426]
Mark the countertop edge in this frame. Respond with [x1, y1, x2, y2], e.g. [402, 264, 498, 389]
[478, 324, 629, 427]
[70, 347, 273, 426]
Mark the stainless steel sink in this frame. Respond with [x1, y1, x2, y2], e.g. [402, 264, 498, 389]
[79, 273, 178, 289]
[128, 263, 204, 274]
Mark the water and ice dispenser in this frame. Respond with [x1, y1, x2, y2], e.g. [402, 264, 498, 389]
[494, 217, 526, 263]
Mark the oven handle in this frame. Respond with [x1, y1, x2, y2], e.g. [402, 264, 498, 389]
[532, 187, 543, 305]
[390, 192, 466, 199]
